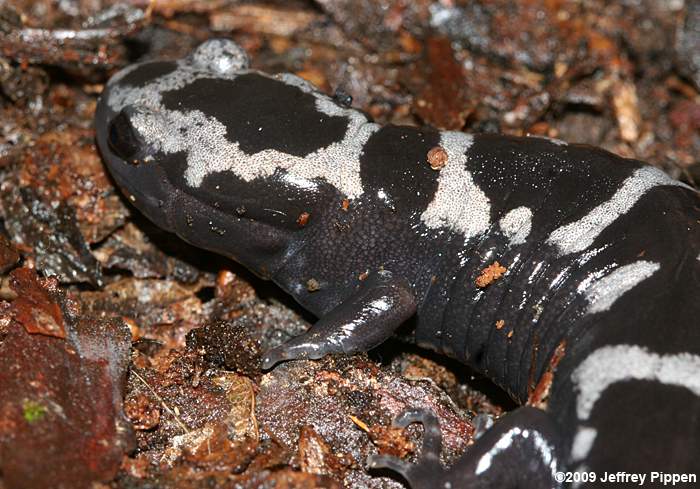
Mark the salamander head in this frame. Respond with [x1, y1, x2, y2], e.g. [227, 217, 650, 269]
[95, 39, 355, 278]
[95, 39, 253, 229]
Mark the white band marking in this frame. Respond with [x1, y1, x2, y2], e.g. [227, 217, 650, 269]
[581, 260, 660, 314]
[547, 166, 686, 256]
[573, 345, 700, 421]
[420, 131, 491, 240]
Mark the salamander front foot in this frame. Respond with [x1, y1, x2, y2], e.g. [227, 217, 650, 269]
[261, 270, 416, 370]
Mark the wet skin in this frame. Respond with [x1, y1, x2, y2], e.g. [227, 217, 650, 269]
[96, 39, 700, 489]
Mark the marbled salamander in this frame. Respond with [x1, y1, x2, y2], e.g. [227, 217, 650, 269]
[95, 39, 700, 488]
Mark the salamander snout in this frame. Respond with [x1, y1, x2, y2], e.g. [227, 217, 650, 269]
[106, 106, 156, 164]
[96, 100, 174, 231]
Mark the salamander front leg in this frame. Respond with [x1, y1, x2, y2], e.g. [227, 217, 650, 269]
[261, 270, 416, 369]
[369, 407, 565, 489]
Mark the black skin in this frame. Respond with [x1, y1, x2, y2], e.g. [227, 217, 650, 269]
[95, 41, 700, 489]
[367, 407, 564, 489]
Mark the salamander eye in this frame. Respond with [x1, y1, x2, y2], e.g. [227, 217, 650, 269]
[108, 110, 144, 162]
[189, 38, 250, 75]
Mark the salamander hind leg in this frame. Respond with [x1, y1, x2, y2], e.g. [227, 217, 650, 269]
[368, 410, 447, 487]
[369, 407, 565, 489]
[261, 270, 417, 369]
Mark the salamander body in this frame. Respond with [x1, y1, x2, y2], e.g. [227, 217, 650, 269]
[95, 39, 700, 488]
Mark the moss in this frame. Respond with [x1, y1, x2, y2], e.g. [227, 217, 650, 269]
[22, 400, 46, 423]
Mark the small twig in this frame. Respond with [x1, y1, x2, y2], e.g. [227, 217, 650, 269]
[131, 369, 190, 434]
[349, 414, 370, 432]
[249, 381, 259, 443]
